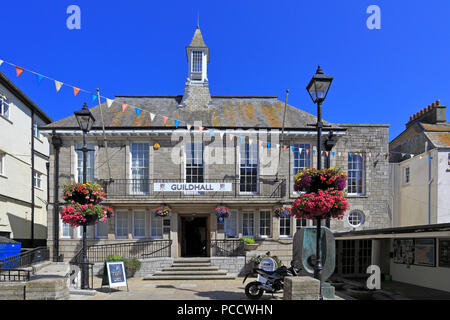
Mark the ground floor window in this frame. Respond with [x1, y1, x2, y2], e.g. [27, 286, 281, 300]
[279, 216, 291, 237]
[115, 211, 128, 238]
[150, 214, 163, 238]
[259, 210, 271, 237]
[133, 210, 146, 238]
[242, 211, 254, 237]
[225, 210, 238, 238]
[95, 221, 108, 238]
[336, 239, 372, 276]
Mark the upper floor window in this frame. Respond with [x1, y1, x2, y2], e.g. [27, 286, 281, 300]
[33, 121, 40, 139]
[404, 167, 410, 184]
[76, 144, 95, 183]
[240, 140, 258, 193]
[259, 210, 271, 237]
[293, 144, 311, 186]
[185, 142, 204, 182]
[0, 153, 4, 176]
[348, 210, 365, 228]
[348, 153, 364, 195]
[33, 171, 42, 189]
[0, 92, 9, 119]
[130, 143, 149, 194]
[192, 51, 203, 73]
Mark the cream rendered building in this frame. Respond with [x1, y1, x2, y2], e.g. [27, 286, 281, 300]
[0, 71, 52, 247]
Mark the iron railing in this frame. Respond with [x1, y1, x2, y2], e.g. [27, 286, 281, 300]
[70, 240, 172, 264]
[0, 247, 49, 270]
[211, 239, 245, 257]
[102, 178, 285, 200]
[0, 269, 31, 282]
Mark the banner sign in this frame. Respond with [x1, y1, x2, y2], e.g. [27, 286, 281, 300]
[106, 261, 127, 289]
[154, 183, 232, 192]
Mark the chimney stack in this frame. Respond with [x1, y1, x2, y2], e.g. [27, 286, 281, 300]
[406, 100, 447, 128]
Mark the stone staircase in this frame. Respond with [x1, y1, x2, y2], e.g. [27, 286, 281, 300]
[144, 257, 235, 280]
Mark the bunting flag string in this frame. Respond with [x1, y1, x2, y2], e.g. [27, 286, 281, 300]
[0, 57, 436, 161]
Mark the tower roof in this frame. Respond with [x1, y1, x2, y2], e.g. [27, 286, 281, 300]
[186, 26, 209, 61]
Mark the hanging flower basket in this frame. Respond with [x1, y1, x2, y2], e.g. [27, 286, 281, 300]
[154, 206, 172, 217]
[274, 206, 291, 218]
[291, 189, 348, 220]
[63, 181, 106, 205]
[294, 168, 347, 193]
[61, 203, 114, 227]
[61, 182, 113, 227]
[215, 206, 231, 219]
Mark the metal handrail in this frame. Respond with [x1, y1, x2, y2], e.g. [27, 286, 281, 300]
[0, 247, 49, 270]
[70, 240, 172, 264]
[211, 239, 245, 257]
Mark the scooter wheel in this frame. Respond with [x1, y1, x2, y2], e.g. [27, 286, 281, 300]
[245, 281, 264, 300]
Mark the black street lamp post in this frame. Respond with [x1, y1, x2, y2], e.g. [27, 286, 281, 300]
[306, 65, 333, 300]
[74, 102, 95, 290]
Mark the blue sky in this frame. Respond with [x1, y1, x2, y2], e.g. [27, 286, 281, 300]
[1, 0, 449, 141]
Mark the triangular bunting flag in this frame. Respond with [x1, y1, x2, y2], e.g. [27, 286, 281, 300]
[136, 108, 142, 117]
[54, 80, 63, 92]
[0, 60, 3, 66]
[209, 129, 214, 136]
[401, 153, 406, 157]
[259, 140, 263, 147]
[92, 94, 97, 102]
[306, 149, 310, 155]
[267, 142, 271, 148]
[240, 136, 244, 142]
[283, 145, 287, 151]
[175, 120, 181, 128]
[150, 113, 156, 121]
[291, 146, 295, 152]
[122, 104, 128, 112]
[419, 155, 423, 159]
[36, 74, 44, 85]
[16, 66, 25, 77]
[187, 124, 192, 130]
[332, 152, 335, 157]
[106, 99, 113, 108]
[299, 148, 303, 154]
[313, 150, 316, 155]
[198, 126, 204, 133]
[230, 134, 234, 141]
[220, 131, 224, 138]
[326, 151, 329, 157]
[73, 87, 80, 97]
[163, 116, 169, 125]
[410, 154, 414, 158]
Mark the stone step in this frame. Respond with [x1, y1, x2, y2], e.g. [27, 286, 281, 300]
[153, 270, 228, 276]
[173, 258, 211, 263]
[163, 266, 219, 271]
[144, 274, 236, 280]
[172, 263, 212, 268]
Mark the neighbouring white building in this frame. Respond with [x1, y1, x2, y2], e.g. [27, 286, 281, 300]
[334, 101, 450, 292]
[0, 71, 52, 247]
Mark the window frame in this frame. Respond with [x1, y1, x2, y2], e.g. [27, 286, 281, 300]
[0, 152, 5, 176]
[258, 210, 272, 238]
[75, 143, 95, 183]
[115, 210, 129, 239]
[184, 142, 204, 183]
[0, 92, 10, 120]
[132, 210, 146, 239]
[239, 140, 259, 195]
[150, 213, 163, 239]
[95, 221, 108, 239]
[347, 210, 365, 228]
[225, 210, 238, 239]
[33, 121, 40, 139]
[60, 219, 73, 239]
[279, 215, 292, 238]
[292, 143, 312, 194]
[242, 211, 255, 238]
[129, 142, 150, 195]
[347, 153, 365, 196]
[191, 50, 203, 73]
[33, 171, 42, 189]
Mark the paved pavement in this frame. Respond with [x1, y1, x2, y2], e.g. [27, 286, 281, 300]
[70, 276, 285, 300]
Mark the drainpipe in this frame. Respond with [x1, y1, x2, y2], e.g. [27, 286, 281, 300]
[51, 132, 62, 261]
[426, 142, 433, 224]
[31, 109, 35, 248]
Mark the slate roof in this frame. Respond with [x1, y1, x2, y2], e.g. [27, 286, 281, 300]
[42, 95, 336, 130]
[187, 26, 208, 48]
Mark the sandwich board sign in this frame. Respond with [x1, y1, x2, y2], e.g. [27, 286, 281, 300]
[103, 261, 128, 292]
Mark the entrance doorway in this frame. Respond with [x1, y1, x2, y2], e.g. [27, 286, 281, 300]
[180, 216, 208, 257]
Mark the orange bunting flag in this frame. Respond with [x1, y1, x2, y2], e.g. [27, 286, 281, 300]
[198, 126, 204, 133]
[73, 87, 80, 97]
[229, 134, 234, 141]
[283, 145, 287, 151]
[16, 66, 25, 77]
[163, 116, 169, 125]
[122, 104, 128, 112]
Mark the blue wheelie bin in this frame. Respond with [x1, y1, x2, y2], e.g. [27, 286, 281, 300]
[0, 237, 22, 269]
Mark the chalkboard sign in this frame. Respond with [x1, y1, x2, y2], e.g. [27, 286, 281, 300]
[439, 239, 450, 268]
[106, 261, 128, 289]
